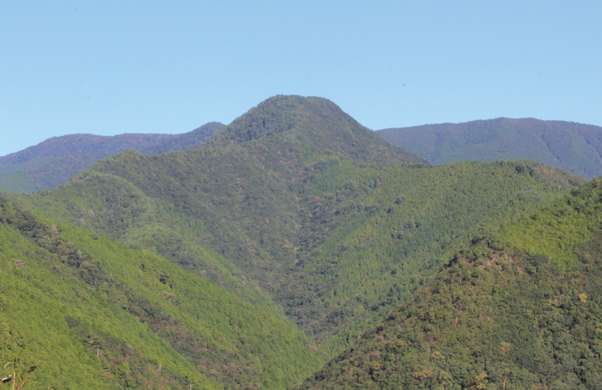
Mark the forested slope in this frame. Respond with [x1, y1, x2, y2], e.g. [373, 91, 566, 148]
[299, 178, 602, 389]
[289, 159, 583, 355]
[10, 96, 584, 361]
[0, 196, 324, 390]
[378, 118, 602, 179]
[208, 96, 423, 166]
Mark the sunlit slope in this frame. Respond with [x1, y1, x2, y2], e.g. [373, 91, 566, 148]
[299, 178, 602, 389]
[0, 197, 323, 390]
[10, 169, 287, 320]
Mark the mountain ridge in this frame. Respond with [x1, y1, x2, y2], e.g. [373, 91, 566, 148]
[378, 117, 602, 179]
[209, 95, 428, 166]
[0, 122, 224, 193]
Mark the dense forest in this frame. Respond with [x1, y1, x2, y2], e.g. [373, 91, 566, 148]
[0, 195, 323, 389]
[0, 95, 598, 389]
[299, 178, 602, 389]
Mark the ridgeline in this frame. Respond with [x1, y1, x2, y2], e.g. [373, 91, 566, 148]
[0, 122, 224, 193]
[378, 118, 602, 179]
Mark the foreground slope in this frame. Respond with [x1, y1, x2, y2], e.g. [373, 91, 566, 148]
[0, 196, 323, 390]
[378, 118, 602, 179]
[0, 122, 224, 193]
[300, 178, 602, 389]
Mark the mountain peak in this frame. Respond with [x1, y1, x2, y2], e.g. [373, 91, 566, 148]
[210, 95, 428, 166]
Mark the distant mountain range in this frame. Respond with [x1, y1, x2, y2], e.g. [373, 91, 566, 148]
[0, 122, 224, 193]
[378, 118, 602, 179]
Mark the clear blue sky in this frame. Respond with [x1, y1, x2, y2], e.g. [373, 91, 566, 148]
[1, 1, 601, 157]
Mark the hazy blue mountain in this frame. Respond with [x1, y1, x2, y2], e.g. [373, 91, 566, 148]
[378, 117, 602, 179]
[0, 122, 224, 193]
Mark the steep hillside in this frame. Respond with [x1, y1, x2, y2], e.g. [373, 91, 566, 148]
[0, 195, 324, 390]
[0, 122, 223, 193]
[299, 178, 602, 389]
[378, 118, 602, 179]
[11, 96, 584, 360]
[286, 160, 582, 355]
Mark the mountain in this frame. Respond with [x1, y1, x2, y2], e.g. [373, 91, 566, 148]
[0, 194, 323, 390]
[0, 122, 224, 193]
[378, 118, 602, 179]
[9, 95, 584, 365]
[207, 96, 422, 165]
[298, 178, 602, 389]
